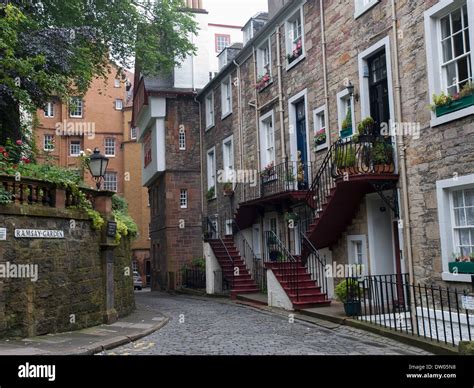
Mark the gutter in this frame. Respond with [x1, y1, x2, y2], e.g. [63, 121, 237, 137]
[276, 25, 287, 161]
[195, 96, 204, 214]
[320, 0, 330, 146]
[233, 60, 244, 176]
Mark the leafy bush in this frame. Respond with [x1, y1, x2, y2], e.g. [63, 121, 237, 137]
[371, 141, 393, 165]
[112, 195, 138, 243]
[334, 279, 361, 303]
[112, 194, 128, 212]
[334, 147, 356, 168]
[0, 186, 12, 204]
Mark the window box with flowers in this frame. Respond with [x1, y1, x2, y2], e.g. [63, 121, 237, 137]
[314, 129, 327, 148]
[223, 181, 234, 197]
[432, 83, 474, 118]
[287, 39, 303, 64]
[261, 161, 276, 183]
[448, 253, 474, 274]
[256, 72, 271, 92]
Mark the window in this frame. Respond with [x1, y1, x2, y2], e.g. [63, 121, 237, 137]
[69, 97, 83, 118]
[436, 173, 474, 282]
[205, 92, 215, 129]
[179, 127, 186, 150]
[451, 188, 474, 256]
[259, 110, 275, 168]
[337, 89, 355, 138]
[43, 134, 54, 151]
[257, 39, 272, 78]
[44, 102, 54, 118]
[347, 235, 368, 275]
[285, 8, 305, 68]
[225, 219, 233, 236]
[105, 138, 116, 156]
[114, 78, 121, 88]
[354, 0, 380, 18]
[115, 99, 123, 110]
[353, 241, 363, 264]
[215, 34, 231, 53]
[313, 105, 328, 151]
[440, 4, 471, 96]
[132, 261, 138, 272]
[130, 127, 137, 140]
[218, 50, 228, 71]
[180, 189, 188, 209]
[69, 140, 81, 156]
[221, 76, 232, 118]
[104, 172, 117, 192]
[222, 136, 234, 182]
[425, 1, 474, 126]
[207, 148, 216, 192]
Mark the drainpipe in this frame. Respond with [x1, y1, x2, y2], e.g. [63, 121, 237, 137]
[252, 47, 262, 172]
[391, 0, 416, 327]
[233, 60, 244, 173]
[195, 96, 204, 214]
[276, 26, 287, 161]
[320, 0, 330, 146]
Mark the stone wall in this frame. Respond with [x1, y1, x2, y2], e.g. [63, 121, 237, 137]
[0, 204, 134, 338]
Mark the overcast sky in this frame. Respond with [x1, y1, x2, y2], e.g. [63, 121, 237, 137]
[205, 0, 268, 26]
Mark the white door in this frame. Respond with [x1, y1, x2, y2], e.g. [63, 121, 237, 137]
[252, 224, 261, 259]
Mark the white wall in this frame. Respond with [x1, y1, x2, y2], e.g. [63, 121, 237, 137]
[267, 270, 293, 310]
[208, 24, 244, 74]
[204, 242, 223, 294]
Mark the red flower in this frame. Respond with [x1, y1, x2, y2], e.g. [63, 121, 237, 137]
[0, 147, 4, 153]
[21, 156, 30, 164]
[16, 140, 23, 145]
[3, 152, 8, 158]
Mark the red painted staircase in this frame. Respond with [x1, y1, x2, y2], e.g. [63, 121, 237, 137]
[266, 258, 331, 309]
[208, 237, 260, 297]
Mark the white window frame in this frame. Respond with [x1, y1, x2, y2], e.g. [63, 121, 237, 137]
[43, 134, 54, 151]
[69, 140, 81, 157]
[130, 127, 137, 140]
[257, 38, 272, 79]
[313, 105, 329, 152]
[104, 138, 116, 157]
[44, 102, 54, 118]
[179, 127, 186, 150]
[207, 147, 216, 195]
[115, 99, 123, 111]
[347, 235, 369, 276]
[114, 78, 121, 88]
[69, 97, 83, 118]
[354, 0, 380, 19]
[104, 172, 118, 192]
[221, 76, 233, 119]
[259, 110, 275, 168]
[337, 88, 356, 138]
[285, 6, 306, 71]
[205, 92, 215, 130]
[180, 189, 188, 209]
[222, 135, 234, 183]
[425, 0, 474, 127]
[437, 173, 474, 283]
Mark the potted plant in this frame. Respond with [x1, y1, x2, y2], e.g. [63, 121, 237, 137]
[334, 146, 357, 175]
[448, 252, 474, 274]
[256, 72, 271, 91]
[314, 129, 327, 148]
[287, 39, 303, 64]
[261, 161, 275, 181]
[284, 211, 299, 225]
[371, 141, 394, 174]
[340, 108, 353, 138]
[206, 186, 215, 201]
[223, 181, 234, 197]
[356, 116, 377, 141]
[431, 83, 474, 117]
[335, 278, 362, 316]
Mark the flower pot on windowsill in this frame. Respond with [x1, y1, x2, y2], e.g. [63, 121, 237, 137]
[449, 261, 474, 274]
[373, 163, 395, 174]
[435, 94, 474, 117]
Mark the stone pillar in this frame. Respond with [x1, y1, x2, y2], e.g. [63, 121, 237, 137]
[94, 191, 118, 324]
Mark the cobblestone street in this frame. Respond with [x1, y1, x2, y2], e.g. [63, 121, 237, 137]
[103, 291, 431, 356]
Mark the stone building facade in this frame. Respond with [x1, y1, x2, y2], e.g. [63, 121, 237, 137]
[198, 0, 474, 301]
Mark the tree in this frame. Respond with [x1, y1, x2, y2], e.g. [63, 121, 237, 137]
[0, 0, 197, 143]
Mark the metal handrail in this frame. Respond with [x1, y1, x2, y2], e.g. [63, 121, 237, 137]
[301, 232, 328, 298]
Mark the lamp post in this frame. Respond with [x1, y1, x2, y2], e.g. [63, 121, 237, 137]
[87, 148, 109, 190]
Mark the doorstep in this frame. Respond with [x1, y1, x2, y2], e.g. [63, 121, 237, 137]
[235, 292, 268, 306]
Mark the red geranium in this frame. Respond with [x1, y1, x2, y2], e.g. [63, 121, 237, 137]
[16, 140, 23, 145]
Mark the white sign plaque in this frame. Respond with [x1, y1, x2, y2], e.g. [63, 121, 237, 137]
[461, 295, 474, 311]
[0, 228, 6, 241]
[14, 229, 65, 239]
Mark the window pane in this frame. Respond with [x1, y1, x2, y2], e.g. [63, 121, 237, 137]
[442, 39, 453, 62]
[458, 56, 470, 83]
[441, 16, 451, 38]
[455, 208, 466, 226]
[463, 4, 468, 28]
[465, 30, 470, 52]
[465, 189, 474, 206]
[467, 208, 474, 226]
[453, 32, 465, 57]
[446, 62, 457, 86]
[452, 9, 462, 33]
[453, 190, 464, 207]
[459, 228, 471, 245]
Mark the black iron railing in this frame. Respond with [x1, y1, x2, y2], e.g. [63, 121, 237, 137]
[242, 160, 315, 203]
[180, 267, 206, 289]
[346, 274, 474, 347]
[264, 230, 299, 301]
[301, 232, 328, 298]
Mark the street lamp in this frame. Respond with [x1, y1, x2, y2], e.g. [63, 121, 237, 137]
[87, 148, 109, 190]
